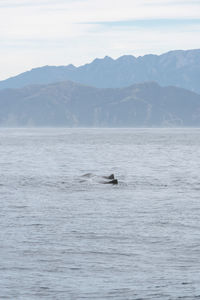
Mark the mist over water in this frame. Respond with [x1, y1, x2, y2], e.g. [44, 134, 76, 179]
[0, 128, 200, 299]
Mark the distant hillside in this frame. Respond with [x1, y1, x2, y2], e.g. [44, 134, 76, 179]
[0, 81, 200, 127]
[0, 49, 200, 94]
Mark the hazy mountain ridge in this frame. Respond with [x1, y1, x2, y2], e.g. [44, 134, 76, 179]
[0, 49, 200, 94]
[0, 81, 200, 127]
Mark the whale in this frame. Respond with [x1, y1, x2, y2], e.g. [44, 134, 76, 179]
[102, 174, 118, 184]
[102, 174, 115, 180]
[103, 179, 118, 185]
[80, 173, 118, 185]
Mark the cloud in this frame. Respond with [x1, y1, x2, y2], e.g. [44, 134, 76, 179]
[0, 0, 200, 79]
[87, 18, 200, 29]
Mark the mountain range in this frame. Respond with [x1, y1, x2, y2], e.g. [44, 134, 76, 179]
[1, 81, 200, 127]
[0, 49, 200, 94]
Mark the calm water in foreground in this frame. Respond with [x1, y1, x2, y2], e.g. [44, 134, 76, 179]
[0, 128, 200, 300]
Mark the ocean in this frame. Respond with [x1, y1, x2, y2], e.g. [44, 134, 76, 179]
[0, 128, 200, 299]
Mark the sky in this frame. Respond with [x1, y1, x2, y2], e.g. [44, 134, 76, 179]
[0, 0, 200, 80]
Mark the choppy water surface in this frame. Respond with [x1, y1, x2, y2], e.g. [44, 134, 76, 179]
[0, 128, 200, 300]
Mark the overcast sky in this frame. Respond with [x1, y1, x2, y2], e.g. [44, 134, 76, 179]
[0, 0, 200, 80]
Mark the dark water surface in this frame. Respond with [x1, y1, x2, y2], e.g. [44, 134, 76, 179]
[0, 128, 200, 299]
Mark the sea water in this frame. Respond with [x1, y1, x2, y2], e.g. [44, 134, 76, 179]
[0, 128, 200, 300]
